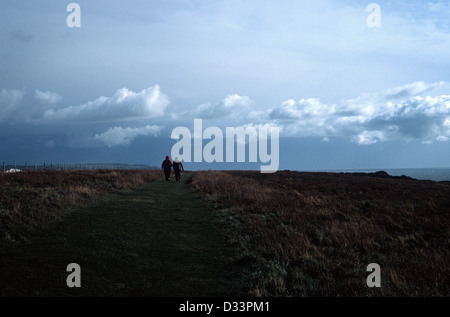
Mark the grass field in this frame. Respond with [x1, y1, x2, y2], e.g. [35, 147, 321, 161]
[0, 170, 160, 243]
[1, 169, 448, 296]
[192, 170, 450, 296]
[0, 171, 245, 296]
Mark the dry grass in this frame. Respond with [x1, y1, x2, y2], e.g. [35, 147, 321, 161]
[0, 170, 160, 243]
[192, 170, 450, 297]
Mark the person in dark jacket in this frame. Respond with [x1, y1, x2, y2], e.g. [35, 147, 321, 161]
[161, 155, 172, 181]
[173, 157, 184, 182]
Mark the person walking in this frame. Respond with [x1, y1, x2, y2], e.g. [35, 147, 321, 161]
[161, 155, 172, 181]
[173, 157, 184, 182]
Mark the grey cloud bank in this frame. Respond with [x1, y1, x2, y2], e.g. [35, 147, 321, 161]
[35, 90, 63, 105]
[95, 125, 162, 147]
[42, 86, 168, 123]
[269, 82, 450, 145]
[1, 1, 449, 169]
[1, 81, 449, 148]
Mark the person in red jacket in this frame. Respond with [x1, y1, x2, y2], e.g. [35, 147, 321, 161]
[161, 155, 172, 181]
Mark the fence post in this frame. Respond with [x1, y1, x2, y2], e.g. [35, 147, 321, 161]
[2, 161, 5, 172]
[25, 162, 28, 171]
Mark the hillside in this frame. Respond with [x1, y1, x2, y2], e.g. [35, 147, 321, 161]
[0, 169, 448, 297]
[192, 170, 450, 296]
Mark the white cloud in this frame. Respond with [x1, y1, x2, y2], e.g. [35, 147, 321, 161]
[383, 81, 448, 100]
[179, 82, 450, 146]
[223, 94, 253, 108]
[270, 98, 336, 120]
[269, 81, 450, 144]
[42, 86, 169, 123]
[3, 81, 449, 148]
[35, 90, 62, 105]
[190, 93, 254, 119]
[353, 131, 386, 145]
[190, 102, 215, 118]
[94, 125, 162, 147]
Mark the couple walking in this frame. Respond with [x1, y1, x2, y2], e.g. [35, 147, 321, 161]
[161, 156, 184, 182]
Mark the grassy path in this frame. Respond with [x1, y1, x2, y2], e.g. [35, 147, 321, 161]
[0, 174, 245, 297]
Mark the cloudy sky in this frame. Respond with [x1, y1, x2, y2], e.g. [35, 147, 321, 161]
[1, 0, 449, 170]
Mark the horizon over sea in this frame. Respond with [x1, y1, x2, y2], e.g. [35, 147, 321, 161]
[305, 168, 450, 182]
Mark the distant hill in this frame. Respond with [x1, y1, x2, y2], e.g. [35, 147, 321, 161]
[1, 163, 160, 171]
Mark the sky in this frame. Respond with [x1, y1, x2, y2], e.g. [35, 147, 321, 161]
[1, 0, 450, 171]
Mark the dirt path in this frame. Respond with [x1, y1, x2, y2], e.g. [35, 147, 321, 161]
[0, 174, 245, 296]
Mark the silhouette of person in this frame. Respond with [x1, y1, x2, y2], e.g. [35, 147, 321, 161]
[173, 157, 184, 182]
[161, 155, 172, 181]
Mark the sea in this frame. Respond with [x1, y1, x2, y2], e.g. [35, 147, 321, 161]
[306, 168, 450, 182]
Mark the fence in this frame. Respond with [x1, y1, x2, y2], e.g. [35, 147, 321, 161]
[1, 161, 155, 173]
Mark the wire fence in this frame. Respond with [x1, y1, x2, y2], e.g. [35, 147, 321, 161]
[1, 161, 155, 173]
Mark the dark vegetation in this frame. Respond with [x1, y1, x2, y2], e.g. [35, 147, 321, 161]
[0, 173, 242, 296]
[192, 170, 450, 296]
[0, 170, 160, 243]
[1, 169, 448, 296]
